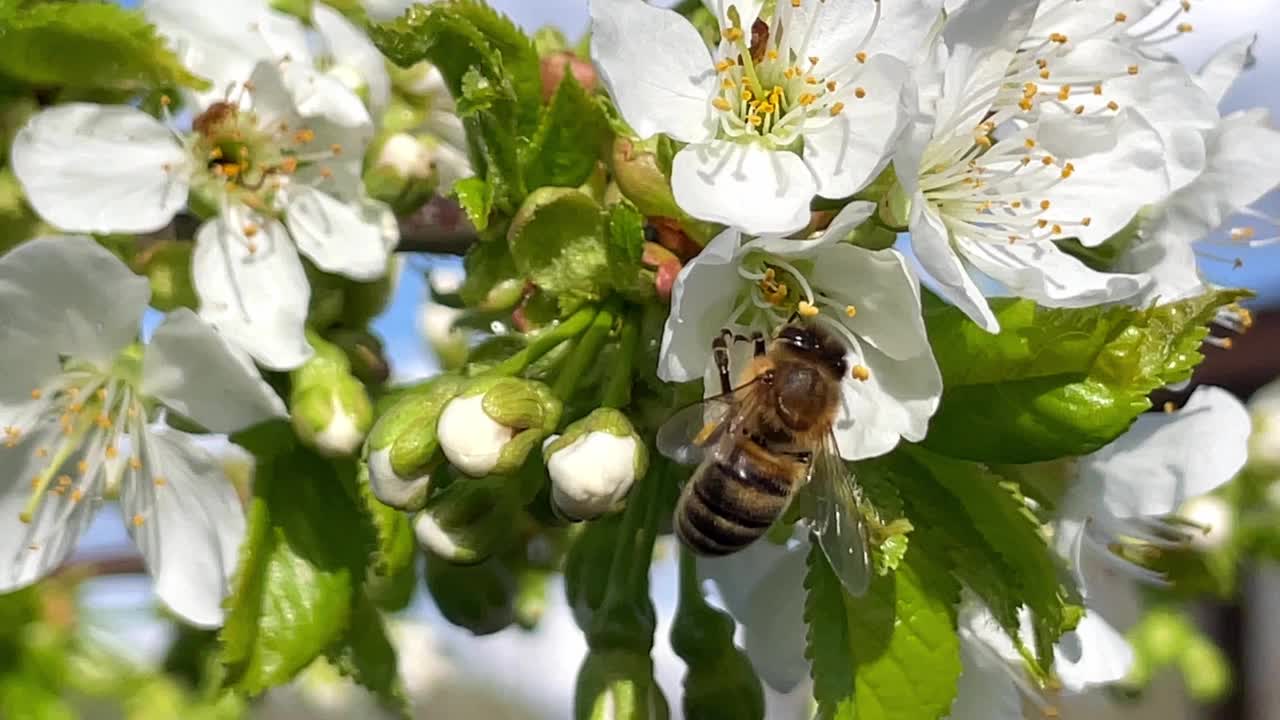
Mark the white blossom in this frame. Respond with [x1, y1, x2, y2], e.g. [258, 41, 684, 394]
[659, 202, 942, 460]
[436, 394, 514, 477]
[897, 0, 1162, 332]
[546, 431, 640, 521]
[0, 237, 286, 627]
[11, 61, 397, 370]
[590, 0, 941, 234]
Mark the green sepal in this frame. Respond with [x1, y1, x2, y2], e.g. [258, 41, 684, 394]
[507, 186, 612, 303]
[574, 649, 671, 720]
[922, 289, 1251, 463]
[363, 375, 468, 510]
[459, 376, 562, 475]
[564, 516, 626, 633]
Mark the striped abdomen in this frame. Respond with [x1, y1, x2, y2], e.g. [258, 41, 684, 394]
[675, 439, 804, 556]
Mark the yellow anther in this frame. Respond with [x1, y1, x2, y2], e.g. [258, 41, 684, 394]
[1019, 98, 1034, 111]
[221, 163, 241, 178]
[1107, 100, 1120, 111]
[1231, 227, 1256, 240]
[95, 414, 111, 429]
[70, 489, 83, 503]
[805, 76, 819, 85]
[160, 95, 172, 106]
[105, 445, 118, 459]
[329, 143, 343, 156]
[845, 305, 857, 318]
[792, 0, 801, 6]
[1177, 22, 1193, 33]
[320, 167, 334, 180]
[1115, 12, 1128, 22]
[132, 514, 145, 527]
[1127, 65, 1140, 75]
[808, 56, 820, 66]
[797, 301, 820, 318]
[1036, 59, 1049, 69]
[1163, 401, 1177, 413]
[855, 51, 867, 64]
[713, 97, 732, 111]
[294, 128, 316, 144]
[854, 87, 866, 99]
[826, 80, 837, 92]
[279, 157, 299, 174]
[1052, 224, 1063, 235]
[30, 389, 42, 400]
[1057, 85, 1072, 101]
[76, 460, 89, 475]
[798, 93, 817, 106]
[741, 89, 754, 101]
[722, 77, 735, 89]
[1037, 219, 1049, 229]
[1081, 217, 1093, 226]
[723, 27, 744, 42]
[767, 49, 779, 60]
[1021, 156, 1032, 166]
[96, 388, 108, 401]
[129, 457, 143, 470]
[1074, 105, 1085, 115]
[1049, 32, 1068, 44]
[1024, 138, 1037, 149]
[1041, 155, 1055, 166]
[56, 474, 71, 488]
[35, 448, 48, 458]
[716, 58, 735, 73]
[976, 135, 992, 148]
[747, 114, 763, 126]
[829, 102, 845, 116]
[1039, 69, 1051, 80]
[1061, 163, 1075, 178]
[154, 476, 168, 487]
[1093, 83, 1104, 95]
[1040, 200, 1051, 210]
[1180, 0, 1191, 10]
[1011, 200, 1023, 209]
[851, 365, 871, 382]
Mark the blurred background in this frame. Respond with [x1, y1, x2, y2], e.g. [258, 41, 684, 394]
[35, 1, 1280, 719]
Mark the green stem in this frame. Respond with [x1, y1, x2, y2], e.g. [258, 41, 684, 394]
[552, 301, 617, 401]
[591, 458, 669, 645]
[601, 309, 638, 410]
[475, 305, 598, 379]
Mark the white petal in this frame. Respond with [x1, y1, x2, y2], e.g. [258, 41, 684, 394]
[1053, 612, 1135, 693]
[1078, 386, 1250, 519]
[0, 420, 101, 593]
[143, 0, 297, 107]
[141, 308, 287, 433]
[907, 201, 999, 332]
[1197, 35, 1256, 106]
[948, 641, 1022, 720]
[1034, 110, 1171, 247]
[804, 54, 906, 199]
[125, 427, 246, 627]
[313, 3, 391, 114]
[700, 0, 763, 28]
[285, 186, 392, 281]
[260, 60, 373, 130]
[742, 201, 876, 258]
[809, 246, 929, 361]
[1115, 228, 1204, 305]
[788, 0, 942, 70]
[673, 142, 816, 235]
[700, 532, 810, 693]
[0, 235, 150, 376]
[589, 0, 717, 143]
[935, 0, 1039, 132]
[834, 338, 941, 460]
[956, 238, 1146, 308]
[657, 228, 743, 382]
[192, 213, 314, 371]
[1146, 110, 1280, 247]
[11, 104, 188, 234]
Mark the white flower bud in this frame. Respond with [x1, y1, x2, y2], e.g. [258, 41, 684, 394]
[312, 394, 364, 456]
[418, 302, 463, 347]
[415, 509, 464, 559]
[428, 266, 466, 296]
[376, 132, 435, 180]
[437, 394, 515, 476]
[1179, 496, 1233, 551]
[547, 431, 641, 520]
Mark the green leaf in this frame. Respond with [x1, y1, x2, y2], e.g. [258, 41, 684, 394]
[453, 177, 494, 231]
[325, 592, 408, 717]
[219, 449, 371, 694]
[873, 448, 1076, 670]
[0, 2, 208, 91]
[604, 201, 654, 300]
[805, 540, 961, 720]
[522, 71, 611, 189]
[508, 187, 610, 301]
[922, 289, 1249, 463]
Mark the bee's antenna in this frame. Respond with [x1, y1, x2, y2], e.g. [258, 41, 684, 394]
[785, 310, 800, 324]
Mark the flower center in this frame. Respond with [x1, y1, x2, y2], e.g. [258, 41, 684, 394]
[919, 114, 1093, 246]
[707, 1, 879, 147]
[732, 251, 870, 381]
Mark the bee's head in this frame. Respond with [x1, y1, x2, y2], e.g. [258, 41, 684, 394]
[775, 323, 848, 377]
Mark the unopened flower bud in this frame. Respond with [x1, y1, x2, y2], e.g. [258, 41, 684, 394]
[1178, 495, 1233, 551]
[364, 132, 439, 214]
[423, 551, 516, 636]
[290, 334, 373, 457]
[541, 50, 599, 102]
[363, 375, 469, 510]
[437, 377, 561, 477]
[545, 409, 647, 521]
[611, 137, 683, 221]
[575, 648, 670, 720]
[413, 476, 518, 564]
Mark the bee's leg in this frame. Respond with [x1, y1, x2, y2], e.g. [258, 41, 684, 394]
[712, 330, 734, 395]
[751, 331, 766, 357]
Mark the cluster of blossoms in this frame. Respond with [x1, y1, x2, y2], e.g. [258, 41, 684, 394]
[3, 0, 1280, 718]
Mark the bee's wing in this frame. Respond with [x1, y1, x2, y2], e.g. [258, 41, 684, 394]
[656, 378, 761, 466]
[808, 432, 872, 597]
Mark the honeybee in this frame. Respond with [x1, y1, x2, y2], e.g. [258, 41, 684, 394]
[658, 322, 872, 597]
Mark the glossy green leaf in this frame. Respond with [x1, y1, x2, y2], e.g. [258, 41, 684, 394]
[522, 71, 610, 189]
[922, 289, 1250, 462]
[219, 449, 370, 694]
[0, 2, 208, 91]
[453, 177, 494, 231]
[805, 540, 961, 720]
[508, 187, 610, 301]
[325, 592, 408, 717]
